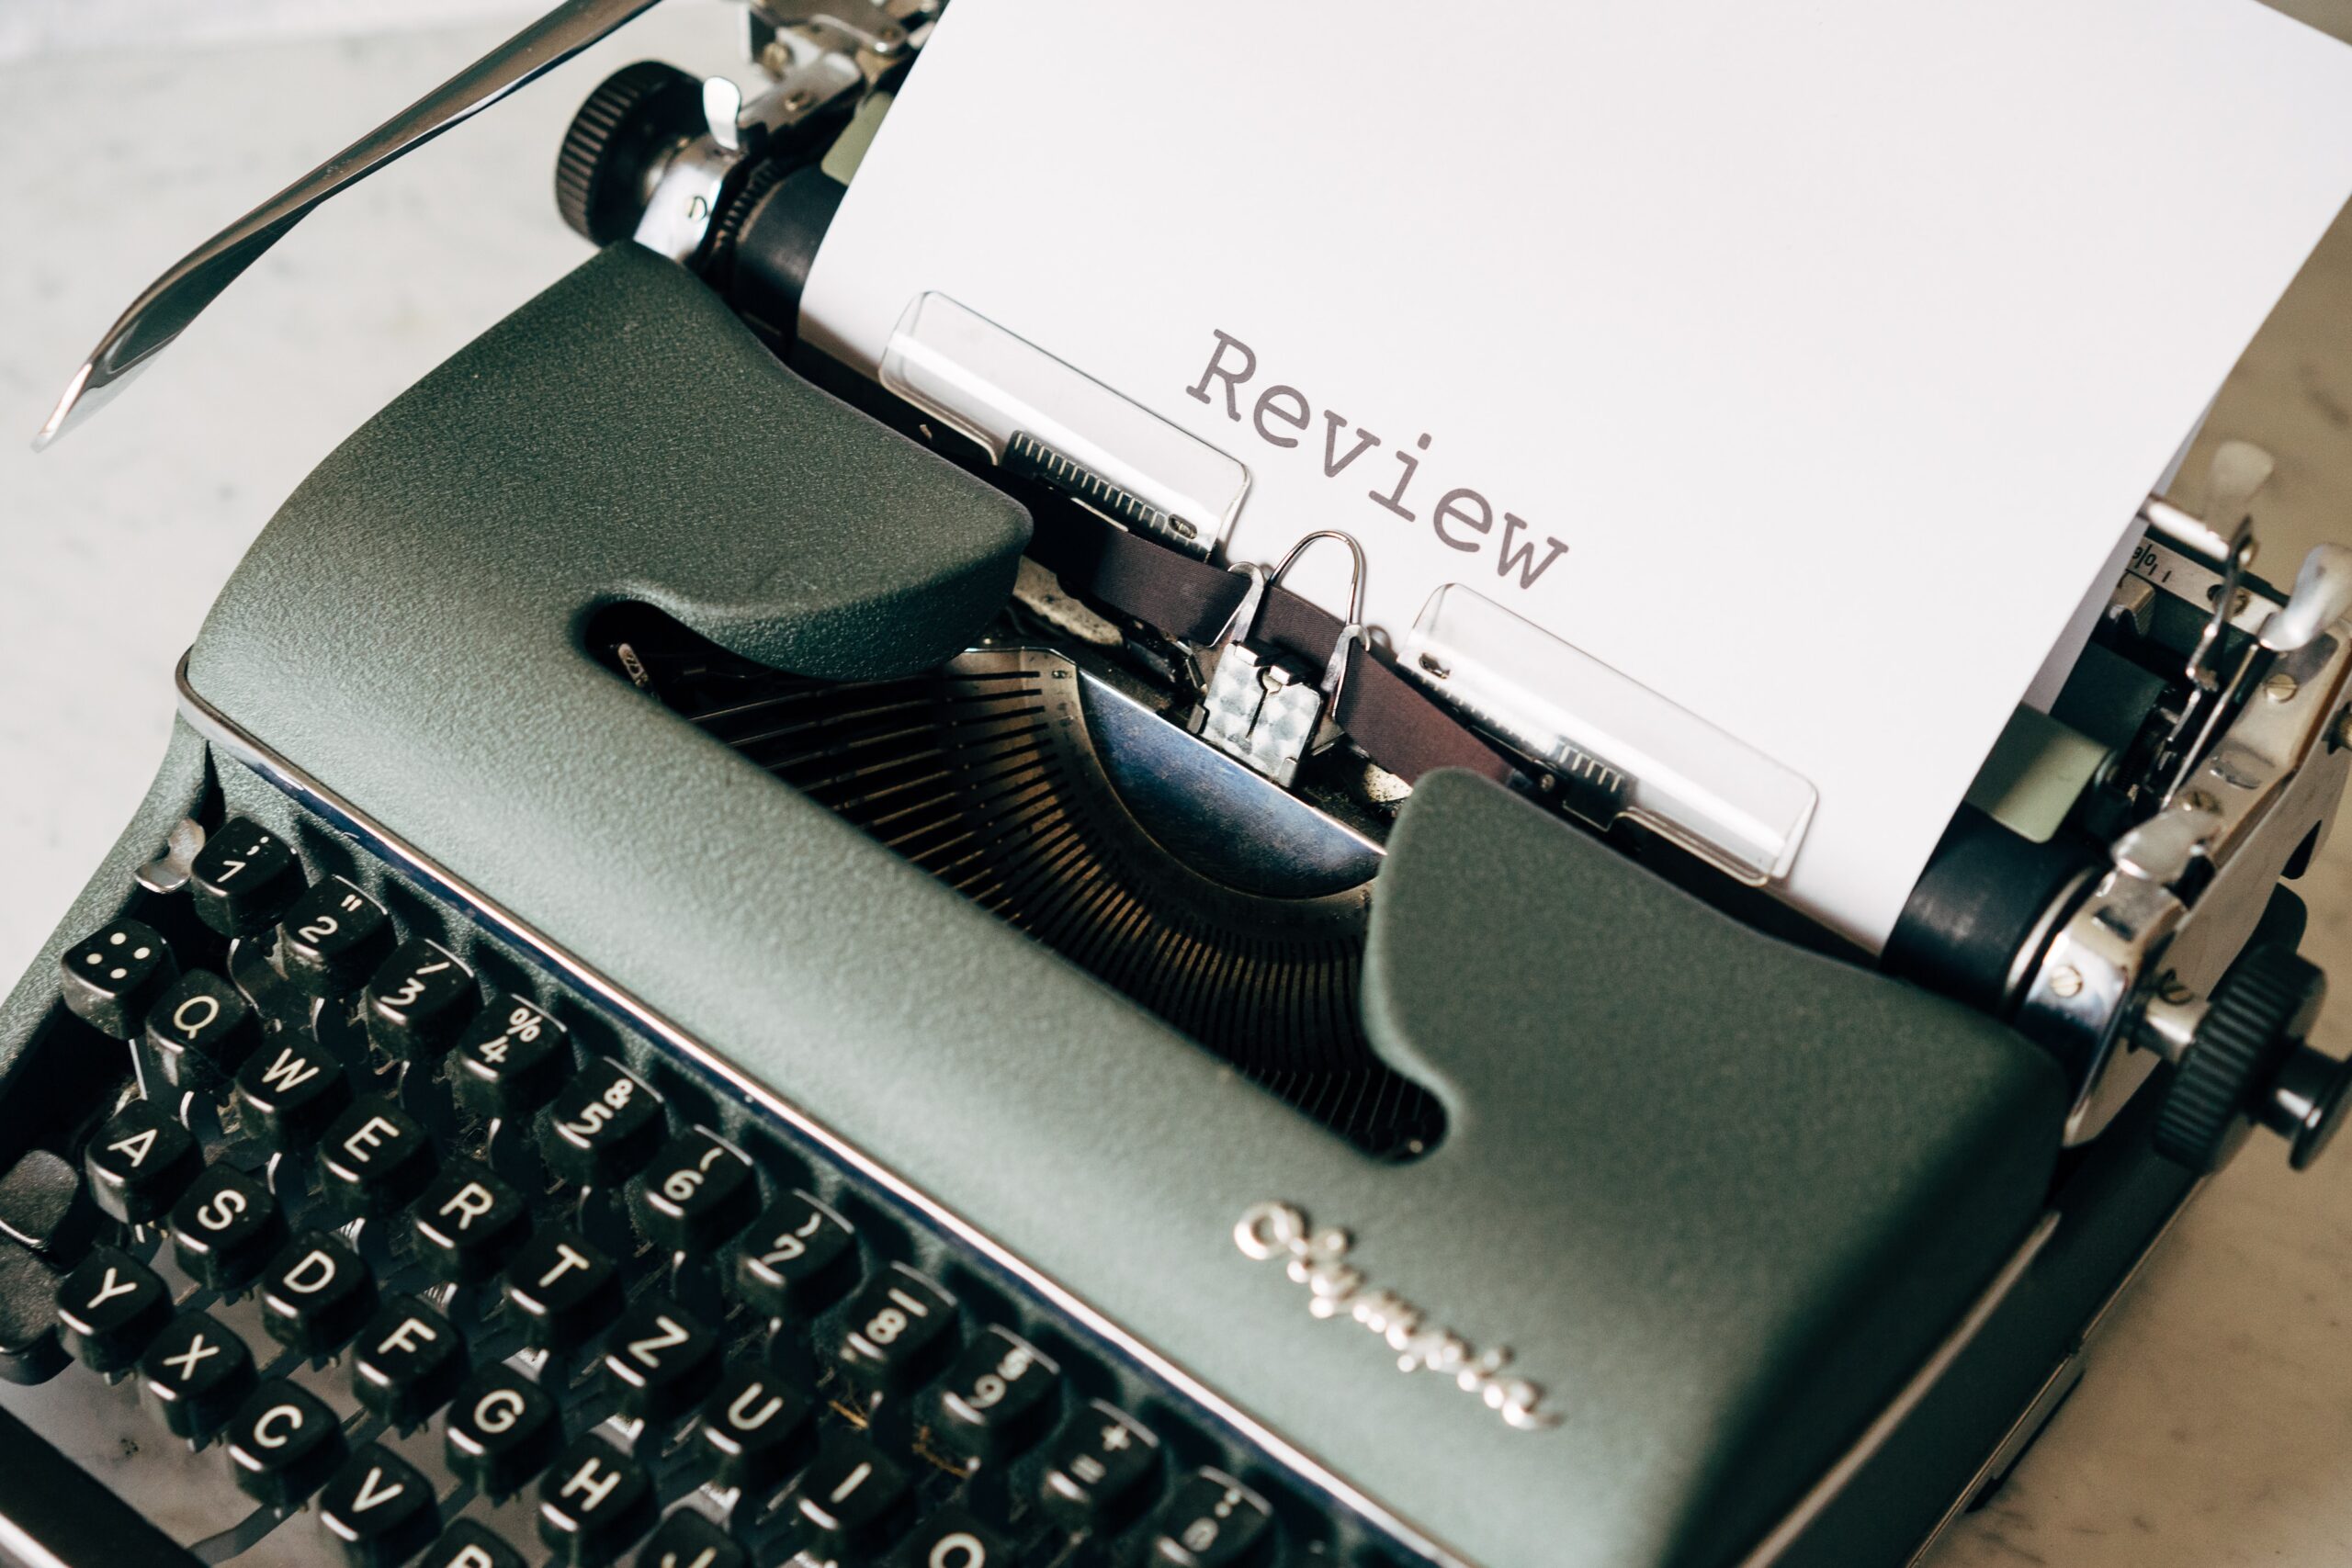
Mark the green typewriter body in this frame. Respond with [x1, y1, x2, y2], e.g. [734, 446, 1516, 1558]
[5, 7, 2350, 1568]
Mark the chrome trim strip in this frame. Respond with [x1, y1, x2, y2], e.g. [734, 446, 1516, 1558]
[0, 1517, 73, 1568]
[173, 654, 1475, 1568]
[1905, 1175, 2209, 1566]
[1731, 1211, 2064, 1568]
[1902, 1350, 2082, 1568]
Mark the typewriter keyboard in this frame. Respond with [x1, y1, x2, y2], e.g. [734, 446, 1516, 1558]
[0, 801, 1338, 1568]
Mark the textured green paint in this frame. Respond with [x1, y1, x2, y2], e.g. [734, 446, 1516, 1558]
[1364, 773, 2068, 1568]
[169, 249, 2068, 1566]
[194, 242, 1028, 687]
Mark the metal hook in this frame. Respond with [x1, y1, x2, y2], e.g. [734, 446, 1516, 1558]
[1264, 530, 1373, 715]
[1267, 530, 1370, 626]
[2186, 517, 2255, 694]
[2156, 513, 2268, 807]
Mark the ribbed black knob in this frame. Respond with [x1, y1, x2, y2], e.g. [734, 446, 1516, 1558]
[703, 153, 794, 288]
[2155, 946, 2334, 1172]
[719, 163, 846, 343]
[555, 61, 706, 245]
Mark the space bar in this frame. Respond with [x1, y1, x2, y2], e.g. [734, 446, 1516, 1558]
[0, 1403, 201, 1567]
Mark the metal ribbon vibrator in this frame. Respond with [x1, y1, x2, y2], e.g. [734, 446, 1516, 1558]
[10, 4, 2352, 1567]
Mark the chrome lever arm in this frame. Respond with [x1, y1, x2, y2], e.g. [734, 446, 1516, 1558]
[31, 0, 667, 452]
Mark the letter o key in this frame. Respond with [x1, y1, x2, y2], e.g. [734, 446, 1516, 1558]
[931, 1533, 988, 1568]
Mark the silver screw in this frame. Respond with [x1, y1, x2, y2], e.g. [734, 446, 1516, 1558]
[2264, 671, 2300, 704]
[2331, 705, 2351, 753]
[782, 88, 815, 113]
[2182, 788, 2221, 815]
[2051, 966, 2085, 998]
[875, 24, 906, 47]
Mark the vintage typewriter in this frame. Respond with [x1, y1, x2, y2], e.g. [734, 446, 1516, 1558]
[7, 4, 2352, 1566]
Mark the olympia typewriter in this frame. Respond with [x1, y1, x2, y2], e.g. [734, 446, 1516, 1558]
[8, 4, 2352, 1566]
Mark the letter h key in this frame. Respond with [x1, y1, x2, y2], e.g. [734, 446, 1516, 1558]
[1193, 532, 1371, 787]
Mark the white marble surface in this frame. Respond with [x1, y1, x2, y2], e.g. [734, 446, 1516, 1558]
[0, 13, 2348, 1568]
[0, 0, 544, 63]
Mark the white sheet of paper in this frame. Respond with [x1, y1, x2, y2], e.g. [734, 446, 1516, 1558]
[800, 0, 2352, 947]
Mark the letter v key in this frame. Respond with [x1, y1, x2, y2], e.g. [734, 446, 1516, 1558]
[350, 1465, 404, 1512]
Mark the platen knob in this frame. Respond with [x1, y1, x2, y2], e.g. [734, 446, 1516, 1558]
[2155, 946, 2346, 1172]
[555, 61, 706, 245]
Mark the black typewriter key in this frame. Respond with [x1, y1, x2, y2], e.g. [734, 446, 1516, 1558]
[505, 1226, 623, 1354]
[453, 994, 569, 1121]
[362, 939, 478, 1061]
[85, 1098, 201, 1225]
[277, 878, 394, 998]
[423, 1520, 529, 1568]
[927, 1326, 1060, 1469]
[636, 1511, 745, 1568]
[0, 1246, 66, 1385]
[138, 1311, 256, 1441]
[169, 1163, 285, 1292]
[320, 1443, 439, 1567]
[1137, 1472, 1276, 1568]
[790, 1434, 914, 1557]
[233, 1036, 353, 1151]
[54, 1245, 170, 1371]
[224, 1378, 346, 1507]
[351, 1295, 465, 1428]
[318, 1097, 434, 1216]
[142, 969, 261, 1089]
[697, 1362, 814, 1495]
[0, 1148, 96, 1264]
[630, 1132, 757, 1255]
[445, 1363, 561, 1497]
[410, 1157, 529, 1283]
[732, 1191, 857, 1320]
[600, 1293, 721, 1424]
[58, 918, 177, 1038]
[899, 1508, 1012, 1568]
[188, 818, 306, 938]
[257, 1231, 376, 1357]
[833, 1265, 958, 1398]
[1039, 1402, 1161, 1533]
[538, 1432, 657, 1566]
[542, 1056, 665, 1188]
